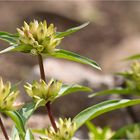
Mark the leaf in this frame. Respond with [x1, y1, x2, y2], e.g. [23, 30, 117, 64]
[57, 84, 92, 98]
[124, 54, 140, 61]
[25, 129, 34, 140]
[10, 81, 22, 92]
[55, 22, 89, 38]
[45, 49, 101, 70]
[5, 111, 25, 138]
[0, 44, 32, 54]
[11, 126, 20, 140]
[0, 32, 18, 44]
[89, 88, 131, 98]
[86, 121, 99, 136]
[110, 123, 140, 139]
[18, 102, 36, 125]
[73, 99, 140, 129]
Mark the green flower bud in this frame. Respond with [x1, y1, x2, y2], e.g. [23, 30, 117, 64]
[17, 20, 62, 55]
[24, 79, 62, 103]
[0, 78, 19, 111]
[124, 61, 140, 92]
[41, 118, 76, 140]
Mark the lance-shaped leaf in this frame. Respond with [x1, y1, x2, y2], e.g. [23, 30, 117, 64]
[89, 88, 132, 98]
[0, 44, 32, 54]
[124, 54, 140, 61]
[18, 102, 36, 125]
[110, 123, 140, 139]
[57, 84, 92, 98]
[55, 22, 89, 38]
[73, 99, 140, 129]
[0, 32, 18, 44]
[4, 111, 25, 139]
[25, 129, 34, 140]
[45, 49, 101, 70]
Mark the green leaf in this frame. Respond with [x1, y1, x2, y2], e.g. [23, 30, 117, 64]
[25, 129, 34, 140]
[57, 84, 92, 98]
[89, 88, 131, 98]
[86, 121, 99, 136]
[0, 44, 32, 54]
[110, 123, 140, 139]
[18, 102, 36, 125]
[55, 22, 89, 38]
[5, 111, 25, 138]
[73, 99, 140, 129]
[0, 32, 18, 44]
[45, 49, 101, 70]
[10, 81, 22, 92]
[124, 54, 140, 61]
[11, 126, 20, 140]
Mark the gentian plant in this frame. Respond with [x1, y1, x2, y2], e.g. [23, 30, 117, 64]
[0, 20, 140, 140]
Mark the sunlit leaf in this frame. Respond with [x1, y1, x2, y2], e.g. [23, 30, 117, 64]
[0, 32, 18, 44]
[89, 88, 131, 98]
[73, 99, 140, 129]
[5, 111, 25, 138]
[45, 49, 101, 70]
[57, 84, 92, 98]
[55, 22, 89, 38]
[25, 129, 34, 140]
[0, 44, 32, 54]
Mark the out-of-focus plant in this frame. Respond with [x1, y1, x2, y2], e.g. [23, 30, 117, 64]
[0, 20, 140, 140]
[86, 121, 114, 140]
[89, 61, 140, 97]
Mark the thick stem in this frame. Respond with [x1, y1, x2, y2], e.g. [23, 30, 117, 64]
[0, 117, 9, 140]
[37, 54, 57, 132]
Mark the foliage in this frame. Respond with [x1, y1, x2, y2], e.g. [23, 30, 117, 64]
[0, 20, 139, 140]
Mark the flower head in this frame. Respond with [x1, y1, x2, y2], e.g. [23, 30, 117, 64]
[41, 118, 77, 140]
[24, 79, 62, 103]
[0, 78, 19, 111]
[17, 20, 62, 55]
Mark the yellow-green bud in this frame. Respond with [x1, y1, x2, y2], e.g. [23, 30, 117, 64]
[24, 79, 62, 103]
[17, 20, 62, 55]
[0, 78, 19, 111]
[41, 118, 77, 140]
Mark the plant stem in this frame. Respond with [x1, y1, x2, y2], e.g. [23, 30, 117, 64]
[37, 54, 57, 132]
[46, 102, 57, 132]
[0, 117, 9, 140]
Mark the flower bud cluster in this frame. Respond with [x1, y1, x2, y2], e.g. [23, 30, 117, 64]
[42, 118, 77, 140]
[24, 79, 62, 102]
[17, 20, 62, 55]
[0, 78, 19, 111]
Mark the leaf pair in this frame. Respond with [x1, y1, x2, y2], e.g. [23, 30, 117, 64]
[0, 22, 101, 71]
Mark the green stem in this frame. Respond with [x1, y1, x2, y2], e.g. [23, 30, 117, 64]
[37, 54, 57, 132]
[0, 117, 9, 140]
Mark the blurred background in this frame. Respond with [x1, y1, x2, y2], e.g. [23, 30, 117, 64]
[1, 1, 140, 139]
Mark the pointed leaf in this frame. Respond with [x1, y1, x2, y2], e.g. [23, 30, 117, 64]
[73, 99, 140, 129]
[11, 126, 20, 140]
[124, 54, 140, 61]
[5, 111, 25, 138]
[55, 22, 89, 38]
[0, 45, 32, 54]
[45, 49, 101, 70]
[89, 88, 131, 98]
[57, 84, 92, 98]
[25, 129, 34, 140]
[0, 32, 18, 44]
[18, 102, 36, 125]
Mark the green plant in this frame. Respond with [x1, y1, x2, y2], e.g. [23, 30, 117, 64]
[0, 20, 140, 140]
